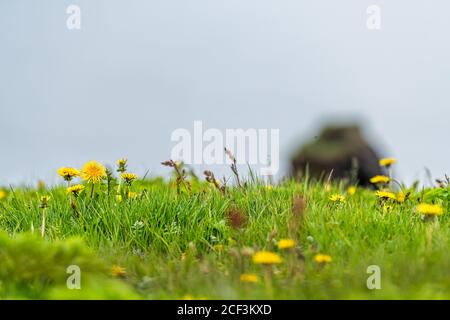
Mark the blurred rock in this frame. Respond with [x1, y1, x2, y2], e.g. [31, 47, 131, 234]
[291, 124, 383, 186]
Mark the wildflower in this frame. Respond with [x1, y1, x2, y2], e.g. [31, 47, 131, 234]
[347, 186, 357, 196]
[277, 239, 295, 250]
[226, 207, 248, 230]
[252, 251, 282, 265]
[120, 172, 138, 184]
[40, 196, 50, 209]
[266, 184, 273, 190]
[81, 161, 106, 183]
[116, 158, 128, 174]
[0, 190, 6, 200]
[67, 184, 85, 197]
[370, 175, 390, 184]
[127, 192, 138, 200]
[329, 194, 346, 203]
[111, 265, 126, 277]
[379, 158, 397, 167]
[57, 167, 80, 182]
[383, 204, 393, 213]
[116, 195, 123, 203]
[416, 203, 444, 216]
[375, 190, 397, 201]
[240, 273, 259, 283]
[182, 294, 194, 300]
[314, 254, 332, 264]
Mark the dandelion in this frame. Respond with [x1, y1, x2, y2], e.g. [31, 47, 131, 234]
[314, 254, 332, 264]
[416, 203, 444, 216]
[266, 184, 273, 190]
[120, 172, 138, 185]
[117, 158, 128, 173]
[81, 161, 106, 184]
[252, 251, 282, 265]
[347, 186, 357, 196]
[0, 190, 6, 201]
[379, 158, 397, 168]
[82, 161, 106, 198]
[397, 191, 406, 203]
[329, 194, 346, 203]
[370, 175, 390, 184]
[116, 194, 123, 203]
[375, 190, 397, 201]
[127, 192, 138, 200]
[40, 196, 50, 209]
[111, 265, 126, 277]
[277, 239, 295, 250]
[240, 273, 259, 283]
[67, 184, 85, 197]
[57, 167, 80, 185]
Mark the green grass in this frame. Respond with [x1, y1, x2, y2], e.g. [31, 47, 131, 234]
[0, 176, 449, 299]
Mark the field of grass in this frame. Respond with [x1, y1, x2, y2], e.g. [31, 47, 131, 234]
[0, 160, 449, 299]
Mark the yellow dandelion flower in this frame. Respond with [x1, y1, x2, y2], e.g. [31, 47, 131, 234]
[266, 184, 273, 190]
[81, 161, 106, 183]
[370, 175, 390, 184]
[240, 273, 259, 283]
[252, 251, 282, 265]
[277, 239, 295, 250]
[57, 167, 80, 182]
[347, 186, 357, 196]
[0, 190, 6, 200]
[314, 254, 332, 264]
[329, 194, 346, 203]
[117, 158, 127, 166]
[67, 184, 85, 197]
[416, 203, 444, 216]
[379, 158, 397, 167]
[111, 265, 126, 277]
[117, 158, 128, 173]
[116, 195, 123, 203]
[397, 191, 406, 203]
[121, 172, 138, 184]
[40, 196, 50, 209]
[128, 192, 138, 200]
[375, 190, 397, 200]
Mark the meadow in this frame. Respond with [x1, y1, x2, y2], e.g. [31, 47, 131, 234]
[0, 158, 448, 299]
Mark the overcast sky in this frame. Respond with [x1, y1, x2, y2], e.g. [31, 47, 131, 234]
[1, 0, 450, 186]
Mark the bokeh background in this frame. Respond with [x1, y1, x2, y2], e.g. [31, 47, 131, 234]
[1, 0, 449, 185]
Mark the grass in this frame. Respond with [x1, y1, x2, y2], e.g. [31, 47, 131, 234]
[0, 167, 449, 299]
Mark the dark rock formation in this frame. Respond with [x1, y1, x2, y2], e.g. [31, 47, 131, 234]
[291, 124, 383, 186]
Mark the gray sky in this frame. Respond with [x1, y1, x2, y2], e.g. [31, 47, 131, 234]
[1, 0, 450, 186]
